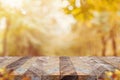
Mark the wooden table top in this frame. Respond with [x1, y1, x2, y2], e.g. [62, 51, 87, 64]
[0, 57, 119, 80]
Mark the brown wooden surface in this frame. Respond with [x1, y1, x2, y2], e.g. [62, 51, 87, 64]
[0, 57, 119, 80]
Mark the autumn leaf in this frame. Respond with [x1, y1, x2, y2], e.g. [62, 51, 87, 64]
[0, 68, 15, 80]
[22, 76, 31, 80]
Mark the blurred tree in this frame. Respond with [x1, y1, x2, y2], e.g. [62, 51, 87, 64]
[63, 0, 120, 56]
[1, 0, 120, 56]
[0, 0, 75, 56]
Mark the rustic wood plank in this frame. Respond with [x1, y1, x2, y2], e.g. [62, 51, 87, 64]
[25, 70, 41, 80]
[0, 57, 12, 64]
[13, 57, 37, 75]
[99, 57, 120, 69]
[60, 57, 78, 80]
[6, 57, 31, 71]
[70, 57, 94, 75]
[0, 57, 4, 60]
[12, 57, 38, 80]
[13, 57, 42, 80]
[70, 57, 96, 80]
[80, 57, 115, 77]
[0, 57, 119, 80]
[41, 57, 59, 80]
[27, 57, 60, 80]
[28, 57, 45, 75]
[0, 57, 6, 63]
[27, 57, 46, 80]
[42, 57, 59, 75]
[0, 57, 21, 68]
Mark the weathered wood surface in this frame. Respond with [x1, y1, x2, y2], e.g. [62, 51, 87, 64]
[0, 57, 119, 80]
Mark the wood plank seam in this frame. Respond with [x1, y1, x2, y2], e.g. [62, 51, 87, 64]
[60, 57, 78, 80]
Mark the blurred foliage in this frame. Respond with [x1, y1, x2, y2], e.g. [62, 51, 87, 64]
[63, 0, 120, 22]
[0, 68, 31, 80]
[0, 68, 15, 80]
[63, 0, 120, 56]
[104, 69, 120, 80]
[0, 0, 120, 56]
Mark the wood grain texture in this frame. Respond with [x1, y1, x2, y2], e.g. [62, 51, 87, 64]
[0, 57, 21, 68]
[13, 57, 37, 75]
[99, 57, 120, 69]
[41, 57, 59, 80]
[80, 57, 115, 76]
[70, 57, 95, 80]
[0, 57, 5, 63]
[60, 57, 78, 80]
[6, 57, 31, 71]
[0, 57, 119, 80]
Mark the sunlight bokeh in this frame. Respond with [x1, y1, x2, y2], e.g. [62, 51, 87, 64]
[0, 0, 120, 56]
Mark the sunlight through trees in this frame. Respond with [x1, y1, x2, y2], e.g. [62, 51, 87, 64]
[0, 0, 120, 56]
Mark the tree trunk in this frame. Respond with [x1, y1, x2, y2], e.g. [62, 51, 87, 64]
[2, 25, 9, 56]
[28, 42, 40, 56]
[102, 36, 106, 56]
[110, 29, 117, 56]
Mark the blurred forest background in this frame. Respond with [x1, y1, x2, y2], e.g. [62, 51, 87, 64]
[0, 0, 120, 56]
